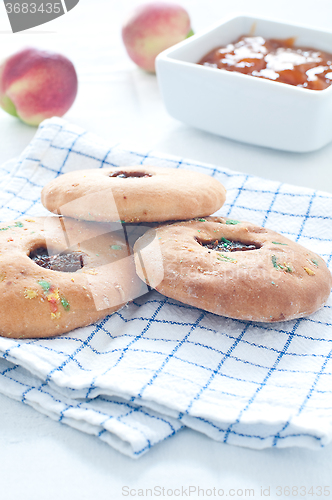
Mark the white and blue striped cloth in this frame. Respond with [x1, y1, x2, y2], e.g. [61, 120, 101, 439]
[0, 117, 331, 458]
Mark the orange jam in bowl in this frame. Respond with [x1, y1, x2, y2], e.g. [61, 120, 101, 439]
[198, 36, 332, 90]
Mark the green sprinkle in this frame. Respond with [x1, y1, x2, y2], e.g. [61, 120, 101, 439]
[272, 255, 292, 273]
[111, 245, 122, 250]
[271, 281, 276, 285]
[37, 280, 51, 293]
[198, 218, 206, 222]
[217, 253, 237, 263]
[197, 230, 201, 233]
[311, 259, 319, 266]
[60, 297, 70, 312]
[226, 219, 240, 225]
[221, 237, 231, 244]
[0, 221, 24, 231]
[272, 241, 288, 245]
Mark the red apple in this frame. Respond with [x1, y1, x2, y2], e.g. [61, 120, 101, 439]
[0, 48, 78, 126]
[122, 2, 193, 73]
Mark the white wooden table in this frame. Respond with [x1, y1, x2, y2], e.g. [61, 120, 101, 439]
[0, 1, 331, 498]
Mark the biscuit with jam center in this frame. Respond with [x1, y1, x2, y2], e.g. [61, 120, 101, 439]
[133, 217, 332, 322]
[0, 217, 145, 338]
[41, 166, 227, 223]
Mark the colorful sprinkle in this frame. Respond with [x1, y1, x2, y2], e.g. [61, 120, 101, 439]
[272, 241, 288, 245]
[272, 255, 279, 269]
[51, 312, 61, 320]
[311, 259, 319, 266]
[24, 289, 38, 299]
[0, 221, 24, 231]
[111, 245, 122, 250]
[38, 280, 51, 293]
[60, 297, 70, 311]
[217, 253, 237, 263]
[47, 288, 60, 303]
[272, 255, 292, 273]
[284, 264, 293, 273]
[198, 218, 206, 222]
[226, 219, 240, 225]
[304, 267, 315, 276]
[37, 280, 70, 318]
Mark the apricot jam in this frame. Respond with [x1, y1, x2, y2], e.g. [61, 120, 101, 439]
[30, 247, 84, 272]
[109, 171, 152, 178]
[198, 238, 260, 252]
[198, 36, 332, 90]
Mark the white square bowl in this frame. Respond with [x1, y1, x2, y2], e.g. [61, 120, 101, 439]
[156, 14, 332, 152]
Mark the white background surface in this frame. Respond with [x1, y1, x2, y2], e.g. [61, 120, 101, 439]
[0, 1, 332, 498]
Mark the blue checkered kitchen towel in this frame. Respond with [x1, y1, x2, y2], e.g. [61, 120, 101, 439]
[0, 117, 332, 458]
